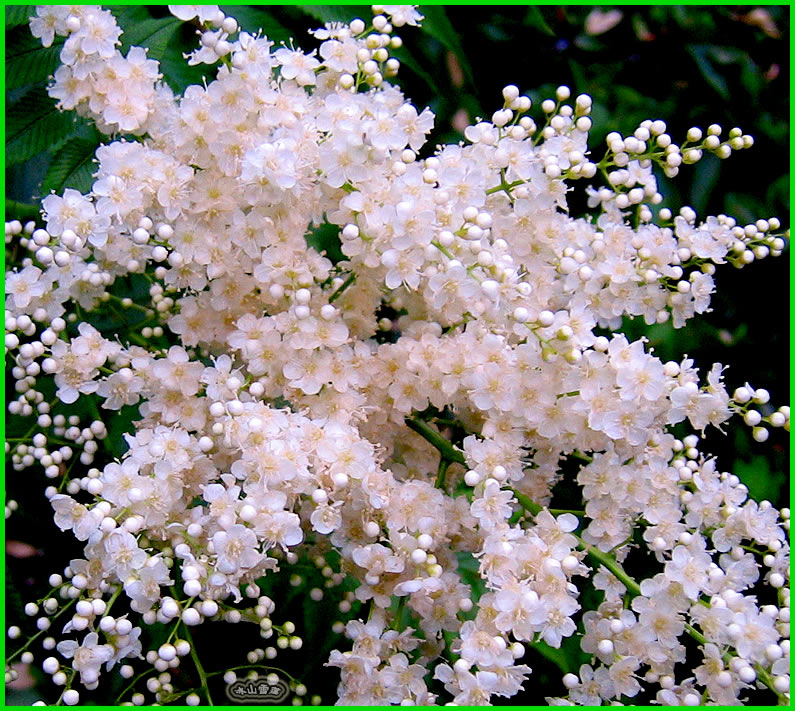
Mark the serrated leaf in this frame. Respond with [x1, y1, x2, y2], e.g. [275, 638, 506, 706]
[114, 6, 178, 51]
[219, 6, 292, 42]
[110, 6, 208, 94]
[419, 6, 475, 87]
[6, 25, 64, 90]
[6, 85, 79, 166]
[40, 131, 101, 196]
[5, 4, 35, 28]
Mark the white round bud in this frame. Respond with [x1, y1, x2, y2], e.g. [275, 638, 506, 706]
[182, 608, 201, 626]
[597, 639, 614, 655]
[183, 579, 202, 598]
[63, 690, 80, 706]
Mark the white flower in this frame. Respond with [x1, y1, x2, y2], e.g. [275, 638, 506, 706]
[51, 495, 102, 541]
[470, 480, 514, 527]
[274, 48, 320, 86]
[168, 5, 220, 22]
[311, 502, 343, 534]
[319, 39, 359, 74]
[212, 524, 262, 574]
[103, 530, 148, 580]
[57, 632, 115, 685]
[381, 6, 424, 27]
[76, 10, 122, 58]
[5, 265, 46, 309]
[240, 140, 299, 191]
[29, 6, 70, 47]
[124, 558, 172, 613]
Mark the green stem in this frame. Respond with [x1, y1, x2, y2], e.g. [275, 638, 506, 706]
[549, 508, 587, 516]
[434, 417, 462, 428]
[58, 455, 80, 492]
[393, 595, 407, 631]
[435, 459, 449, 490]
[511, 489, 542, 516]
[512, 491, 786, 703]
[126, 332, 148, 347]
[182, 624, 213, 706]
[513, 488, 641, 595]
[579, 540, 642, 598]
[405, 417, 465, 466]
[54, 669, 77, 706]
[115, 668, 156, 705]
[102, 585, 123, 617]
[168, 662, 302, 702]
[207, 663, 297, 683]
[104, 293, 151, 314]
[328, 272, 357, 303]
[5, 598, 77, 664]
[485, 178, 525, 196]
[5, 398, 59, 461]
[430, 240, 454, 260]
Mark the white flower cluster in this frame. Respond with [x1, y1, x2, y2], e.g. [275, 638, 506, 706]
[30, 5, 162, 134]
[5, 4, 790, 706]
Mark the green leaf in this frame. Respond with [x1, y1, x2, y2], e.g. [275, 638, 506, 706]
[734, 455, 785, 504]
[573, 33, 606, 52]
[456, 551, 485, 603]
[105, 404, 141, 460]
[739, 55, 761, 101]
[112, 5, 176, 50]
[530, 633, 589, 675]
[419, 6, 475, 87]
[530, 639, 570, 673]
[391, 42, 442, 97]
[524, 6, 556, 37]
[40, 130, 101, 196]
[687, 44, 729, 100]
[5, 25, 64, 90]
[111, 6, 208, 94]
[296, 6, 364, 25]
[6, 198, 40, 220]
[305, 220, 344, 264]
[765, 173, 789, 211]
[6, 85, 79, 166]
[219, 6, 292, 42]
[689, 153, 721, 216]
[5, 4, 35, 28]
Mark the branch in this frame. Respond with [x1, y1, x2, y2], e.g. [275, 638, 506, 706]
[405, 417, 465, 465]
[511, 489, 787, 702]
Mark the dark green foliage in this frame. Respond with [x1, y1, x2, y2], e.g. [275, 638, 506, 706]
[40, 128, 101, 195]
[5, 25, 64, 90]
[6, 84, 80, 165]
